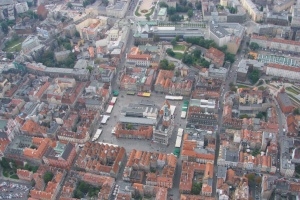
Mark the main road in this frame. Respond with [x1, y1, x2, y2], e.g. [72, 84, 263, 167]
[211, 35, 248, 197]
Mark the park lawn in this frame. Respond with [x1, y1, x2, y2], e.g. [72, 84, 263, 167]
[3, 38, 24, 53]
[173, 45, 186, 51]
[173, 52, 183, 60]
[286, 87, 299, 95]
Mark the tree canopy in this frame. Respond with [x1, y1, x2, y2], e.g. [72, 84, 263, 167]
[249, 42, 260, 51]
[248, 69, 260, 84]
[43, 172, 54, 184]
[191, 182, 202, 195]
[159, 59, 175, 70]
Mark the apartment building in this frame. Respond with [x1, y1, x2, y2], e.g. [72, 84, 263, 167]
[266, 63, 300, 80]
[209, 22, 245, 54]
[126, 47, 152, 67]
[237, 88, 263, 105]
[123, 150, 177, 189]
[106, 0, 130, 18]
[273, 0, 295, 13]
[75, 142, 126, 178]
[240, 0, 263, 21]
[181, 134, 215, 164]
[15, 2, 29, 14]
[251, 35, 300, 53]
[179, 162, 213, 194]
[154, 69, 193, 96]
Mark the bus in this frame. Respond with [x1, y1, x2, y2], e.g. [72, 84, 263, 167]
[101, 115, 110, 124]
[181, 111, 187, 119]
[106, 105, 114, 114]
[110, 97, 117, 105]
[177, 128, 184, 137]
[170, 105, 176, 116]
[165, 95, 183, 101]
[175, 136, 182, 148]
[92, 129, 103, 142]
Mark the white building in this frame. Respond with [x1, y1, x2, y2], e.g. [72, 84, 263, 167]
[21, 35, 41, 54]
[15, 2, 29, 14]
[250, 35, 300, 53]
[106, 0, 129, 18]
[209, 22, 245, 54]
[240, 0, 263, 21]
[266, 63, 300, 80]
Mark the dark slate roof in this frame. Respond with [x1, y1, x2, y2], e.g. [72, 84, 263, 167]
[61, 142, 74, 160]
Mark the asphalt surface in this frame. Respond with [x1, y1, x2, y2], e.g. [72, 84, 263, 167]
[0, 180, 31, 200]
[211, 35, 248, 197]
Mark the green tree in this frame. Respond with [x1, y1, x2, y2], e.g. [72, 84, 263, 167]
[153, 35, 160, 42]
[43, 172, 54, 184]
[248, 69, 260, 84]
[182, 53, 193, 65]
[67, 2, 73, 9]
[6, 53, 14, 60]
[127, 123, 133, 130]
[193, 49, 201, 58]
[75, 31, 80, 38]
[187, 9, 193, 18]
[87, 66, 93, 73]
[293, 108, 300, 115]
[195, 1, 202, 10]
[246, 173, 255, 184]
[146, 15, 150, 21]
[252, 148, 260, 156]
[288, 16, 292, 23]
[102, 0, 109, 6]
[191, 182, 202, 195]
[249, 42, 260, 51]
[225, 52, 235, 63]
[159, 2, 169, 8]
[171, 39, 177, 46]
[166, 48, 175, 57]
[167, 7, 176, 15]
[1, 22, 9, 34]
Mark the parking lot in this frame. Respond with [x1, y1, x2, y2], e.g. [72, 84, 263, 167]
[96, 91, 187, 153]
[0, 180, 31, 200]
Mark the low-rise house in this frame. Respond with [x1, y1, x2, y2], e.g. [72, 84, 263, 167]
[124, 150, 177, 189]
[181, 133, 215, 164]
[204, 47, 225, 67]
[17, 169, 33, 181]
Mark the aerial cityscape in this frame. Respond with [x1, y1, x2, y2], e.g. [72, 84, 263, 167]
[0, 0, 300, 199]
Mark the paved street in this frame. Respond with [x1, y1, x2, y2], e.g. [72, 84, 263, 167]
[212, 36, 248, 197]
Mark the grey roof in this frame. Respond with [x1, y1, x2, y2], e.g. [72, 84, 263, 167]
[278, 92, 293, 107]
[119, 116, 157, 125]
[224, 148, 239, 162]
[217, 166, 227, 178]
[61, 143, 74, 160]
